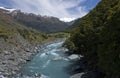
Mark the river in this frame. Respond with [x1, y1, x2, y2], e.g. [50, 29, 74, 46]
[19, 39, 73, 78]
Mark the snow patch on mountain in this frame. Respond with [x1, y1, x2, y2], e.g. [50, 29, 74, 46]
[60, 17, 76, 22]
[0, 6, 16, 12]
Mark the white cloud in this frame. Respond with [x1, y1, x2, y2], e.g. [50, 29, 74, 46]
[10, 0, 88, 22]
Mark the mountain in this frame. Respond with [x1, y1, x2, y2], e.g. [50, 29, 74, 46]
[0, 12, 49, 77]
[0, 6, 16, 13]
[0, 7, 71, 33]
[64, 0, 120, 78]
[0, 12, 47, 46]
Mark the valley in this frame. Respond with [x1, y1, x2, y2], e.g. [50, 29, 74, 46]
[0, 0, 120, 78]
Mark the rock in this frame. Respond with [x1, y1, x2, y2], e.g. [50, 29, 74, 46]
[52, 57, 63, 61]
[34, 49, 37, 53]
[12, 71, 16, 74]
[2, 61, 7, 65]
[81, 71, 104, 78]
[0, 67, 5, 72]
[26, 59, 31, 62]
[70, 72, 85, 78]
[0, 75, 6, 78]
[0, 36, 41, 77]
[35, 47, 38, 50]
[19, 58, 26, 63]
[8, 58, 15, 61]
[35, 73, 41, 77]
[4, 51, 11, 55]
[40, 74, 49, 78]
[25, 48, 30, 52]
[63, 48, 69, 52]
[79, 55, 84, 58]
[68, 54, 80, 60]
[45, 52, 51, 55]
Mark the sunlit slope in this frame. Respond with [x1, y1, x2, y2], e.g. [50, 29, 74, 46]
[0, 13, 47, 43]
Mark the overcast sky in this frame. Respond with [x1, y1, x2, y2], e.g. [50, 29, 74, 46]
[0, 0, 100, 22]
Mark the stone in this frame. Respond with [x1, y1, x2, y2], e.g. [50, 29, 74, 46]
[40, 74, 49, 78]
[26, 59, 31, 62]
[0, 75, 5, 78]
[12, 71, 16, 74]
[52, 57, 63, 61]
[70, 72, 85, 78]
[45, 52, 51, 55]
[25, 48, 30, 52]
[4, 51, 11, 55]
[35, 47, 38, 50]
[68, 54, 80, 60]
[8, 58, 15, 61]
[34, 73, 41, 77]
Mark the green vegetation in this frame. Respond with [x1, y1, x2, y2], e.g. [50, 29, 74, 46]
[47, 32, 70, 38]
[0, 25, 12, 40]
[0, 13, 47, 43]
[12, 12, 69, 33]
[64, 0, 120, 78]
[18, 29, 47, 43]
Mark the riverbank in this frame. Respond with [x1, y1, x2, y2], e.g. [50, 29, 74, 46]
[0, 38, 65, 78]
[0, 42, 40, 77]
[0, 37, 88, 78]
[19, 39, 72, 78]
[68, 55, 105, 78]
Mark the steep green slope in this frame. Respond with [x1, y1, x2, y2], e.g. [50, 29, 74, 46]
[65, 0, 120, 78]
[0, 13, 47, 44]
[98, 1, 120, 77]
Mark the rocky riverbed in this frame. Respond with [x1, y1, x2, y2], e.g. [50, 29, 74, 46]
[0, 38, 66, 78]
[18, 39, 83, 78]
[0, 35, 50, 78]
[0, 43, 42, 77]
[0, 37, 101, 78]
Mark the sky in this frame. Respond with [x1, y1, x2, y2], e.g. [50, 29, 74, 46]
[0, 0, 100, 22]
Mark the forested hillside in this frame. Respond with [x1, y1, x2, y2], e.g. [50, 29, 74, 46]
[0, 13, 47, 46]
[64, 0, 120, 78]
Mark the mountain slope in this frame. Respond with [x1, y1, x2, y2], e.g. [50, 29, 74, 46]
[0, 13, 46, 45]
[64, 0, 120, 78]
[10, 10, 70, 33]
[0, 7, 71, 33]
[0, 13, 48, 77]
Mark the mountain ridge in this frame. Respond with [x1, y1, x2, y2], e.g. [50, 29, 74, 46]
[0, 6, 73, 33]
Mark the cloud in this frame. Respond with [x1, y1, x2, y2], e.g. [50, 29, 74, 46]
[10, 0, 88, 21]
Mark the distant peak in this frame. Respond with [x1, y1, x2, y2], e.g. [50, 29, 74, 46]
[0, 6, 16, 12]
[60, 17, 76, 22]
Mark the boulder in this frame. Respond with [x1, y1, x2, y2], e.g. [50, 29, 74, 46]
[40, 74, 49, 78]
[34, 73, 41, 77]
[4, 51, 11, 55]
[68, 54, 80, 60]
[52, 57, 63, 61]
[25, 48, 30, 52]
[35, 47, 38, 50]
[70, 72, 85, 78]
[0, 75, 6, 78]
